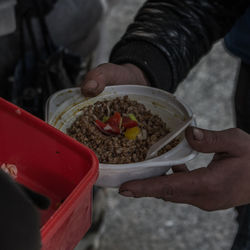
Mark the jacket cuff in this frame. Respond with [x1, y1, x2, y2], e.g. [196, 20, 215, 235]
[110, 41, 176, 93]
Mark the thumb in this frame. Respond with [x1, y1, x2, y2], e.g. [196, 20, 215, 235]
[185, 127, 248, 156]
[81, 63, 115, 97]
[81, 63, 149, 97]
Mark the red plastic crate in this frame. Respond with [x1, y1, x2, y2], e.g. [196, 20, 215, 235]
[0, 98, 99, 250]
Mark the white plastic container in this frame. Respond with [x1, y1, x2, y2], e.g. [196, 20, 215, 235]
[46, 86, 197, 187]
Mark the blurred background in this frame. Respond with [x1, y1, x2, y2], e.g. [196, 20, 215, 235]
[92, 0, 240, 249]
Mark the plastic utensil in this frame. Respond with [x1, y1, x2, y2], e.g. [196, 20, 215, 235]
[146, 116, 193, 160]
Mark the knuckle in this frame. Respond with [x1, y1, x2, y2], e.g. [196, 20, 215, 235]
[95, 63, 117, 83]
[206, 131, 219, 146]
[94, 66, 106, 77]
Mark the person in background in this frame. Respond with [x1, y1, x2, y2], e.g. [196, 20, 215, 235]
[0, 0, 114, 249]
[81, 1, 250, 249]
[0, 2, 41, 249]
[0, 170, 41, 250]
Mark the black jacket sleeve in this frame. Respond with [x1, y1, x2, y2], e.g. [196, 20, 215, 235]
[0, 171, 41, 250]
[110, 0, 250, 92]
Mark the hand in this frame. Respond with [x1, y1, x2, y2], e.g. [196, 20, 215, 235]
[119, 127, 250, 211]
[81, 63, 149, 97]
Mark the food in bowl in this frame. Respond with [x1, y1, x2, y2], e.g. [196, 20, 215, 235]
[67, 96, 179, 164]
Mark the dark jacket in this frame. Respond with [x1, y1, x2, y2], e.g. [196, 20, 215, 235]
[224, 6, 250, 64]
[110, 0, 250, 93]
[0, 171, 41, 250]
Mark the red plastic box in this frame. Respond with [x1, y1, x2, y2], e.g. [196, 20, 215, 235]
[0, 98, 99, 250]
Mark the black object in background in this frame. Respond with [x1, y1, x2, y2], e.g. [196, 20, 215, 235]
[0, 170, 41, 250]
[18, 184, 51, 210]
[11, 0, 82, 119]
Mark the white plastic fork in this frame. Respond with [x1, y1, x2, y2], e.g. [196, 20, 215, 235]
[145, 116, 193, 160]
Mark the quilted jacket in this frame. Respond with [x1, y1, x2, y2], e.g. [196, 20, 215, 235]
[110, 0, 250, 92]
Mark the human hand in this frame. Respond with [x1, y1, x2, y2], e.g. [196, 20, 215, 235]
[81, 63, 149, 97]
[119, 127, 250, 211]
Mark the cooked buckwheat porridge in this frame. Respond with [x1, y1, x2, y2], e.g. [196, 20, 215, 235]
[67, 96, 179, 164]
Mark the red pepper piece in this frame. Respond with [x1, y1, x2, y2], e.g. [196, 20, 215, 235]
[95, 120, 106, 129]
[107, 112, 122, 127]
[95, 120, 110, 135]
[106, 124, 120, 134]
[122, 117, 138, 129]
[95, 120, 120, 135]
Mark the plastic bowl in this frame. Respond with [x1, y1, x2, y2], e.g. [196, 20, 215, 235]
[46, 85, 197, 188]
[0, 98, 98, 250]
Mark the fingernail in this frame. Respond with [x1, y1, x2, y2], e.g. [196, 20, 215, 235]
[85, 80, 98, 90]
[192, 128, 204, 141]
[119, 190, 134, 197]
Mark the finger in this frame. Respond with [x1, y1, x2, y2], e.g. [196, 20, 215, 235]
[119, 169, 204, 202]
[81, 64, 112, 97]
[185, 127, 249, 156]
[212, 152, 230, 161]
[81, 63, 149, 97]
[172, 164, 189, 173]
[119, 167, 226, 211]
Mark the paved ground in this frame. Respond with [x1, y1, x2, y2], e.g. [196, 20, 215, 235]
[92, 1, 240, 249]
